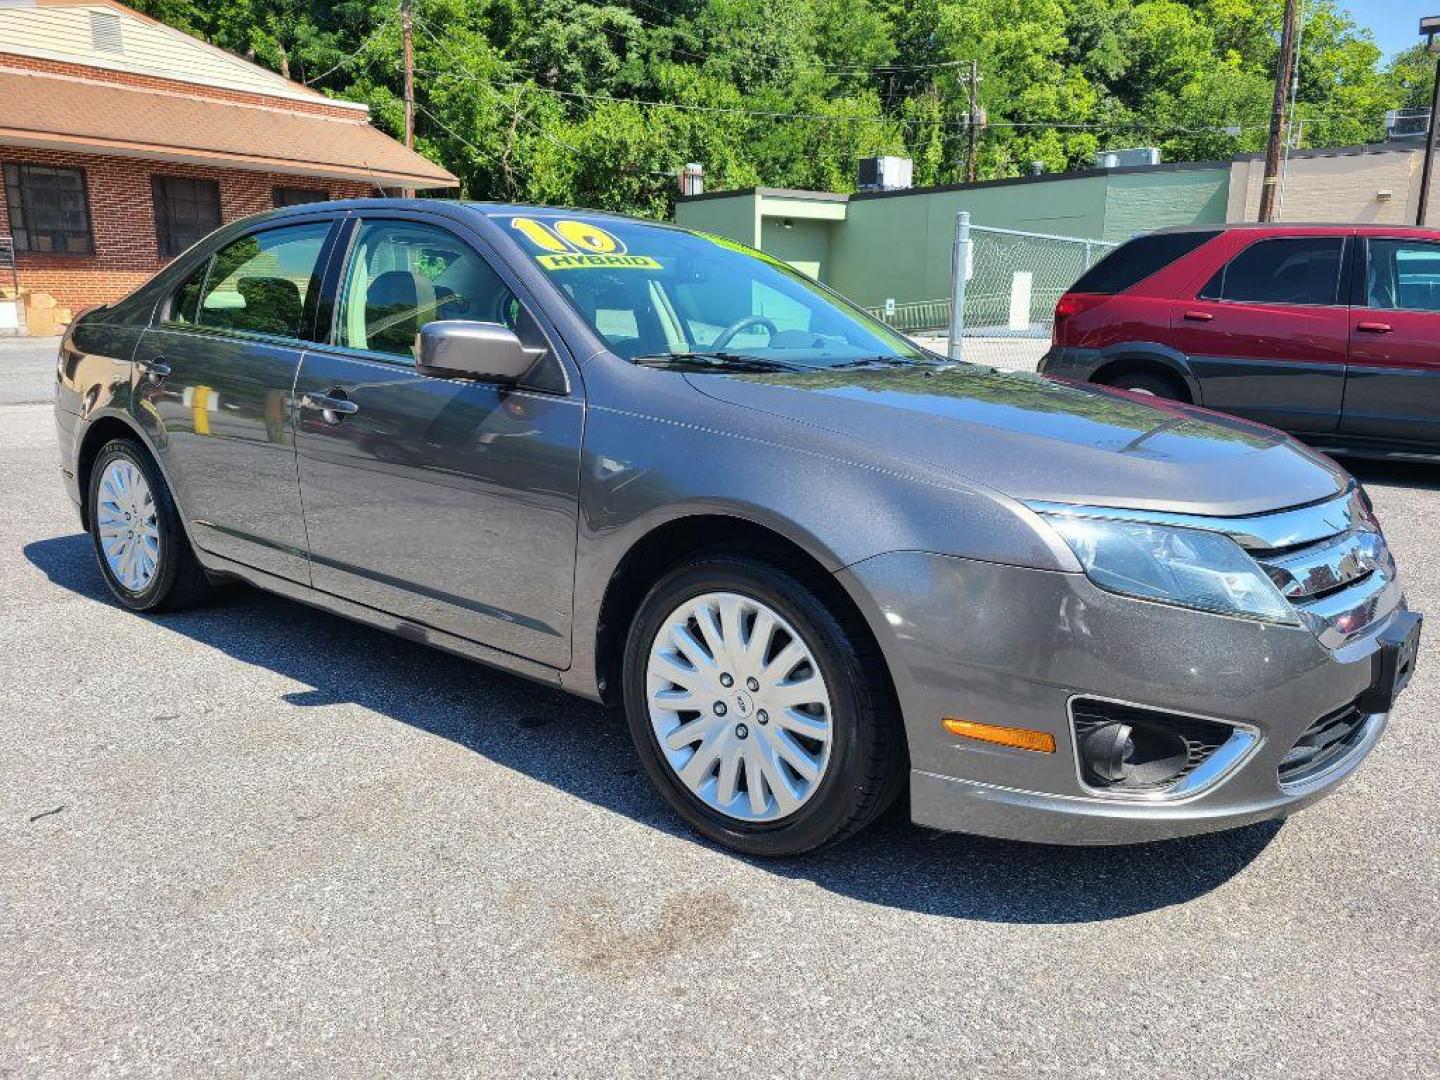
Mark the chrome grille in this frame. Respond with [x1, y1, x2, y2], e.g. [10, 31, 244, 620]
[1239, 487, 1399, 649]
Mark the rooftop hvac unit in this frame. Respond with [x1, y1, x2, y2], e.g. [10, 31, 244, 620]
[856, 156, 914, 192]
[1386, 109, 1430, 141]
[1095, 147, 1162, 169]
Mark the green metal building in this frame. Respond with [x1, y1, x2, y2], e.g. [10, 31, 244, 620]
[674, 161, 1235, 313]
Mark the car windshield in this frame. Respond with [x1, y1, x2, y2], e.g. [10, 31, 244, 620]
[491, 210, 930, 368]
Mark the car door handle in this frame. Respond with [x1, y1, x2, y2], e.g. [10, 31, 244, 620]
[137, 356, 171, 381]
[1182, 310, 1214, 322]
[1356, 321, 1393, 334]
[300, 392, 360, 422]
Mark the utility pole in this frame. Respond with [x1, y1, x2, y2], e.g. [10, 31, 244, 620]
[1258, 0, 1299, 222]
[401, 0, 415, 151]
[400, 0, 415, 198]
[1416, 16, 1440, 226]
[965, 60, 980, 184]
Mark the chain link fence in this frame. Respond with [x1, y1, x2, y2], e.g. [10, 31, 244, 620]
[865, 219, 1118, 371]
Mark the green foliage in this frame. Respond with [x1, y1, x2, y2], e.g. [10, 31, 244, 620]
[129, 0, 1424, 216]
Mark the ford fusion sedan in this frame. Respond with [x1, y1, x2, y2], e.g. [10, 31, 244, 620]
[54, 200, 1420, 854]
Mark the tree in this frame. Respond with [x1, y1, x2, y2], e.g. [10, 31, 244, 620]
[129, 0, 1408, 214]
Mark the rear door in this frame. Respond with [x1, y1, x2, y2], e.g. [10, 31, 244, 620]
[1168, 233, 1351, 433]
[1341, 235, 1440, 446]
[293, 213, 584, 667]
[135, 216, 340, 582]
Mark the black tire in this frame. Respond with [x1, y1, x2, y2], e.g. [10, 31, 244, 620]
[1100, 370, 1186, 401]
[87, 438, 213, 613]
[622, 553, 906, 857]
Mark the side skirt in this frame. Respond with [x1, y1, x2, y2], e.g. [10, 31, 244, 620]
[198, 551, 570, 693]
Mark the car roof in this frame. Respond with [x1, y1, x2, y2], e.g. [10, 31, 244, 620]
[1152, 221, 1440, 237]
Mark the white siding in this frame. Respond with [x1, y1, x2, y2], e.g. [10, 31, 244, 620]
[0, 2, 364, 110]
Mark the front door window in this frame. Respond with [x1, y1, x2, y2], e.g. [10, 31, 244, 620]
[336, 220, 518, 361]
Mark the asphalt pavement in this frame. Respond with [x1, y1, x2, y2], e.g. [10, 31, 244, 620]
[1, 337, 1436, 1078]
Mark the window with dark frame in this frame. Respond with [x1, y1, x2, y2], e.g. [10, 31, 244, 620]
[273, 186, 328, 208]
[3, 163, 94, 255]
[1198, 237, 1345, 306]
[151, 176, 221, 258]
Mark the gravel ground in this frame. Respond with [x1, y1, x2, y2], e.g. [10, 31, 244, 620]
[1, 343, 1436, 1078]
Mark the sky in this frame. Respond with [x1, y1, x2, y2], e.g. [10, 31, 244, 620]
[1341, 1, 1432, 59]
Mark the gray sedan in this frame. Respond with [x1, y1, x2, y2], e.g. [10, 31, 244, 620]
[53, 200, 1420, 854]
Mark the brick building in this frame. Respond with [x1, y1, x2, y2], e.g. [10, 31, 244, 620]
[0, 0, 457, 335]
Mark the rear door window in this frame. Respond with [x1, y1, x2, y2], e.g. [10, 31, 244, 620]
[197, 222, 332, 340]
[1364, 238, 1440, 312]
[1067, 230, 1219, 295]
[1199, 237, 1345, 306]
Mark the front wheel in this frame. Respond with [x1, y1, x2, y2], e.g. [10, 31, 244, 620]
[88, 439, 212, 612]
[622, 554, 905, 856]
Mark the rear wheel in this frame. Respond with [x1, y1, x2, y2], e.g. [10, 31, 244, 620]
[1099, 369, 1186, 401]
[623, 554, 905, 856]
[88, 439, 212, 612]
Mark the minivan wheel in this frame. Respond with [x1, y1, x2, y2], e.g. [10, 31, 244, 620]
[622, 554, 905, 856]
[1101, 370, 1185, 400]
[88, 439, 211, 612]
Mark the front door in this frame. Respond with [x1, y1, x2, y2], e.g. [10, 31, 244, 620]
[1342, 236, 1440, 447]
[136, 217, 337, 582]
[1168, 233, 1350, 434]
[293, 216, 583, 667]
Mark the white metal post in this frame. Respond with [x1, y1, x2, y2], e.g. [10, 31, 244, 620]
[948, 211, 970, 361]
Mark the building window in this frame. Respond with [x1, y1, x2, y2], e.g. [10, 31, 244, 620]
[273, 186, 328, 208]
[151, 176, 221, 258]
[3, 163, 95, 255]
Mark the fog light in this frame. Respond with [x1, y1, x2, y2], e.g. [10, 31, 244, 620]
[1081, 722, 1133, 782]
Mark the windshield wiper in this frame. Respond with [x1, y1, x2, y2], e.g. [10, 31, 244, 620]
[632, 351, 815, 373]
[828, 355, 928, 369]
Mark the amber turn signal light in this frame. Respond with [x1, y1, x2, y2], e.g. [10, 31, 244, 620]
[942, 718, 1056, 753]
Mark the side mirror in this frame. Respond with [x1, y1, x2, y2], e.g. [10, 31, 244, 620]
[417, 320, 538, 383]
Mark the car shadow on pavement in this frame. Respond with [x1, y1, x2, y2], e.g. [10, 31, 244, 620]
[25, 531, 1281, 925]
[1341, 457, 1440, 492]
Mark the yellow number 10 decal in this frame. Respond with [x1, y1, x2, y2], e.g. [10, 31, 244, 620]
[510, 217, 627, 256]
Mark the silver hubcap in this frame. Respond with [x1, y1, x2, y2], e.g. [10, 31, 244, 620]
[646, 591, 833, 823]
[96, 458, 160, 593]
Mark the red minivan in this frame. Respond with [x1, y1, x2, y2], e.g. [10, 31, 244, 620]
[1040, 223, 1440, 457]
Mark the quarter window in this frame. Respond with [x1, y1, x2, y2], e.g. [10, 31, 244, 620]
[1365, 239, 1440, 313]
[1069, 230, 1219, 296]
[336, 220, 517, 360]
[152, 176, 222, 258]
[165, 260, 210, 325]
[1199, 237, 1345, 306]
[3, 163, 94, 254]
[193, 222, 331, 339]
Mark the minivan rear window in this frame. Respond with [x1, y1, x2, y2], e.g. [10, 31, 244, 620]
[1068, 230, 1220, 295]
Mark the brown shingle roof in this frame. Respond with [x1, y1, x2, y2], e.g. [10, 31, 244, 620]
[0, 67, 457, 188]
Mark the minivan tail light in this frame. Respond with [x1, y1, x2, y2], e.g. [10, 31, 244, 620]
[1052, 292, 1110, 347]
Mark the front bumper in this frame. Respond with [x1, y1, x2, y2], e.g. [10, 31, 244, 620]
[839, 551, 1411, 845]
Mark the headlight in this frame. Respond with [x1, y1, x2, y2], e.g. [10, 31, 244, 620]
[1042, 514, 1297, 624]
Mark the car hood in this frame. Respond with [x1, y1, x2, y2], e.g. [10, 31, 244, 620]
[683, 364, 1348, 517]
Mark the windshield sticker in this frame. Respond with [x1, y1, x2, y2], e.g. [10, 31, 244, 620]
[536, 252, 662, 270]
[511, 217, 658, 270]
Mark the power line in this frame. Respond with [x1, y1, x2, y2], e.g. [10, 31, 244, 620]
[412, 19, 587, 157]
[430, 67, 1306, 136]
[302, 11, 395, 85]
[404, 12, 1381, 144]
